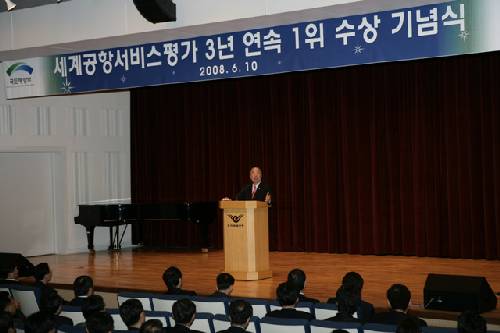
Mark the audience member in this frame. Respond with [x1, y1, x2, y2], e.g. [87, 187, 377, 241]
[33, 263, 58, 300]
[0, 292, 23, 326]
[39, 290, 73, 327]
[0, 264, 20, 285]
[24, 312, 55, 333]
[82, 295, 106, 321]
[162, 267, 197, 296]
[326, 286, 361, 323]
[217, 300, 253, 333]
[119, 299, 145, 331]
[140, 319, 163, 333]
[370, 284, 426, 327]
[287, 268, 319, 303]
[327, 272, 374, 322]
[85, 311, 113, 333]
[165, 299, 203, 333]
[265, 282, 314, 320]
[397, 317, 422, 333]
[0, 312, 15, 333]
[69, 275, 94, 307]
[457, 310, 487, 333]
[210, 273, 235, 298]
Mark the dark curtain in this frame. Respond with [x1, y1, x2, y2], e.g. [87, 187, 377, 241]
[131, 51, 500, 259]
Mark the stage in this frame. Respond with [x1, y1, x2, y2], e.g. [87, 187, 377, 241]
[30, 249, 500, 324]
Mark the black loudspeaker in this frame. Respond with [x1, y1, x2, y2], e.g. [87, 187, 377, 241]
[0, 252, 34, 278]
[424, 273, 497, 313]
[133, 0, 176, 23]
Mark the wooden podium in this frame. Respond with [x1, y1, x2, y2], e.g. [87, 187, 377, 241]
[219, 200, 272, 280]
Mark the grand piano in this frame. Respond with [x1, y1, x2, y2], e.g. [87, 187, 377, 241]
[74, 202, 218, 251]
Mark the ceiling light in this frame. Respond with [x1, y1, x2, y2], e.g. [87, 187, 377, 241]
[5, 0, 16, 11]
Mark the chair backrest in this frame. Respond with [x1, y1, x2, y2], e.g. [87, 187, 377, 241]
[421, 327, 458, 333]
[57, 325, 85, 333]
[117, 292, 155, 311]
[192, 296, 227, 316]
[60, 305, 86, 325]
[310, 319, 361, 333]
[212, 314, 260, 333]
[259, 317, 309, 333]
[189, 312, 214, 333]
[0, 286, 11, 296]
[107, 309, 128, 331]
[243, 298, 270, 319]
[363, 323, 398, 333]
[10, 286, 40, 317]
[152, 295, 187, 313]
[145, 310, 171, 328]
[268, 302, 313, 314]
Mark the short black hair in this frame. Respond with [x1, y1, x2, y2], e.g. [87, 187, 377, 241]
[119, 299, 144, 328]
[342, 272, 364, 296]
[73, 275, 94, 297]
[0, 263, 16, 279]
[39, 290, 63, 315]
[216, 273, 235, 291]
[86, 311, 113, 333]
[387, 284, 411, 311]
[172, 299, 196, 325]
[336, 286, 358, 316]
[396, 317, 422, 333]
[33, 263, 50, 282]
[458, 311, 487, 333]
[82, 295, 105, 320]
[24, 311, 55, 333]
[229, 300, 252, 325]
[139, 319, 163, 333]
[276, 282, 299, 306]
[0, 292, 12, 313]
[287, 269, 306, 291]
[0, 312, 14, 333]
[162, 266, 182, 290]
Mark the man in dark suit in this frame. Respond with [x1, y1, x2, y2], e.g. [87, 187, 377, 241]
[0, 311, 15, 333]
[39, 290, 73, 328]
[0, 291, 24, 327]
[24, 311, 56, 333]
[457, 310, 486, 333]
[217, 300, 253, 333]
[82, 295, 106, 323]
[287, 269, 319, 303]
[327, 272, 374, 323]
[235, 167, 272, 205]
[119, 299, 145, 331]
[370, 284, 427, 327]
[326, 286, 362, 323]
[0, 263, 20, 285]
[86, 312, 114, 333]
[162, 266, 197, 296]
[265, 282, 314, 321]
[210, 273, 234, 298]
[164, 299, 204, 333]
[69, 275, 94, 307]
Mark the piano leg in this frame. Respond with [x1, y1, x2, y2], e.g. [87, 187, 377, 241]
[200, 223, 209, 253]
[109, 226, 115, 250]
[86, 226, 95, 252]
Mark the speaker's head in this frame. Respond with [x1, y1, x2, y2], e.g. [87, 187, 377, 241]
[133, 0, 176, 23]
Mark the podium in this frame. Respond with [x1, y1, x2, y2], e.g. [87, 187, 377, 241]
[219, 200, 272, 280]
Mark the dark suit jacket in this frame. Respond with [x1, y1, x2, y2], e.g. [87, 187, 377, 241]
[298, 294, 319, 304]
[217, 326, 251, 333]
[326, 312, 362, 323]
[327, 298, 374, 323]
[51, 314, 74, 328]
[236, 183, 272, 202]
[0, 279, 21, 285]
[69, 297, 87, 307]
[164, 324, 204, 333]
[265, 308, 314, 321]
[165, 288, 197, 296]
[370, 311, 427, 327]
[209, 291, 230, 298]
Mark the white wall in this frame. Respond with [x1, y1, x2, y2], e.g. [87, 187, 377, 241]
[0, 79, 131, 254]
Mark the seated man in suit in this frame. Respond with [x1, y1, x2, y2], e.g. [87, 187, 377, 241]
[33, 263, 61, 302]
[327, 286, 361, 323]
[235, 166, 272, 205]
[0, 263, 20, 285]
[396, 317, 422, 333]
[327, 272, 374, 322]
[287, 269, 319, 303]
[210, 273, 235, 298]
[217, 300, 253, 333]
[140, 319, 163, 333]
[119, 299, 145, 331]
[0, 312, 15, 333]
[0, 291, 23, 327]
[265, 282, 314, 321]
[162, 266, 197, 296]
[165, 299, 204, 333]
[457, 310, 486, 333]
[370, 284, 427, 327]
[39, 290, 73, 328]
[24, 311, 56, 333]
[69, 275, 94, 307]
[86, 311, 114, 333]
[75, 295, 106, 328]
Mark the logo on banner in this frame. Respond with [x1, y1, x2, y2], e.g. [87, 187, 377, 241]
[6, 62, 34, 87]
[228, 214, 244, 223]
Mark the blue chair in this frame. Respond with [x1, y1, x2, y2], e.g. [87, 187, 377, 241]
[212, 314, 261, 333]
[313, 303, 338, 320]
[192, 296, 228, 316]
[117, 291, 156, 311]
[0, 285, 12, 295]
[57, 325, 85, 333]
[363, 323, 398, 333]
[422, 327, 458, 333]
[152, 294, 191, 313]
[189, 312, 215, 333]
[259, 317, 310, 333]
[241, 298, 271, 319]
[145, 310, 171, 328]
[107, 308, 128, 331]
[268, 301, 314, 315]
[10, 285, 41, 317]
[310, 319, 361, 333]
[60, 305, 85, 325]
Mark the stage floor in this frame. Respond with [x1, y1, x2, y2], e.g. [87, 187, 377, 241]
[30, 249, 500, 323]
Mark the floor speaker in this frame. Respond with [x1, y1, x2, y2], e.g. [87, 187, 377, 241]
[133, 0, 176, 23]
[424, 273, 497, 313]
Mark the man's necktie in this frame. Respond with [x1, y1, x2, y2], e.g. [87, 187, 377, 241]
[251, 184, 257, 199]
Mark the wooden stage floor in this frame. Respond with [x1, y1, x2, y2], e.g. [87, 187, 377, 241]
[31, 249, 500, 323]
